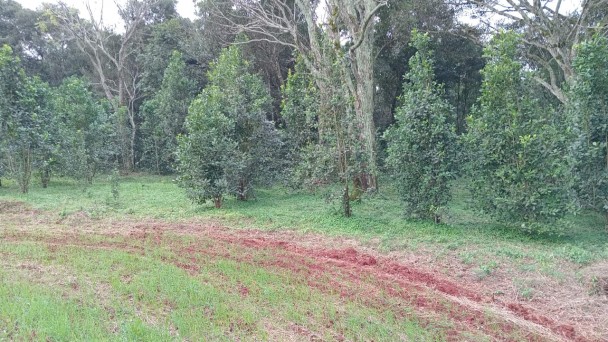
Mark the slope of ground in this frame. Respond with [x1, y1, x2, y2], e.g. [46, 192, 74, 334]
[1, 176, 607, 340]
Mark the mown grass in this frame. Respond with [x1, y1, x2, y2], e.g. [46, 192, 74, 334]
[1, 174, 607, 281]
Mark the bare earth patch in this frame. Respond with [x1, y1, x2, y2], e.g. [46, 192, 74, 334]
[1, 202, 606, 341]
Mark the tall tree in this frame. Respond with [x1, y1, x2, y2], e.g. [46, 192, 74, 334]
[213, 0, 386, 191]
[384, 31, 457, 222]
[138, 17, 203, 97]
[46, 0, 171, 172]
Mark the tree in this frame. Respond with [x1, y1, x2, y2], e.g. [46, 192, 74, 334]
[1, 0, 90, 86]
[52, 77, 116, 183]
[141, 50, 195, 174]
[215, 0, 386, 191]
[138, 17, 203, 97]
[47, 0, 172, 172]
[0, 45, 50, 193]
[384, 31, 458, 222]
[177, 45, 280, 207]
[462, 0, 608, 104]
[569, 34, 608, 228]
[466, 31, 574, 233]
[373, 0, 457, 131]
[280, 55, 320, 184]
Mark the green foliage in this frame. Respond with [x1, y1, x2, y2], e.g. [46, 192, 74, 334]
[177, 45, 280, 207]
[141, 50, 195, 174]
[108, 168, 120, 207]
[569, 34, 608, 225]
[384, 31, 457, 221]
[280, 40, 362, 217]
[51, 77, 115, 183]
[280, 56, 331, 189]
[466, 31, 575, 234]
[0, 45, 51, 193]
[281, 56, 319, 151]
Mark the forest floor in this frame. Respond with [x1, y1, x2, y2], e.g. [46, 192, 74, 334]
[0, 176, 607, 341]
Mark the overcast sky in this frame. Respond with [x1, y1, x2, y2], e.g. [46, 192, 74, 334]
[15, 0, 198, 30]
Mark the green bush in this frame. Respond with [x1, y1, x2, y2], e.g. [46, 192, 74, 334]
[384, 31, 457, 222]
[177, 44, 280, 208]
[465, 31, 575, 234]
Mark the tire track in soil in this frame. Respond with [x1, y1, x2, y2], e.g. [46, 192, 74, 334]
[0, 219, 590, 341]
[178, 234, 581, 342]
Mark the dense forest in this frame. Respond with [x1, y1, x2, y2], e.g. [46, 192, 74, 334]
[1, 0, 607, 234]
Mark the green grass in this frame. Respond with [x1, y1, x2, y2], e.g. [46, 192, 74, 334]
[1, 174, 607, 272]
[0, 230, 438, 341]
[2, 175, 605, 340]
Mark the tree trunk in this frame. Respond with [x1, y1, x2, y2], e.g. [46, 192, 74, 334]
[129, 108, 136, 173]
[19, 147, 32, 194]
[40, 167, 50, 189]
[237, 179, 247, 201]
[342, 181, 352, 217]
[214, 196, 223, 209]
[351, 37, 378, 192]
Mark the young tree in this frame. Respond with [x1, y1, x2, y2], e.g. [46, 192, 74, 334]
[384, 31, 457, 222]
[141, 50, 195, 174]
[0, 45, 50, 193]
[177, 45, 279, 207]
[52, 77, 116, 183]
[569, 34, 608, 228]
[466, 31, 575, 234]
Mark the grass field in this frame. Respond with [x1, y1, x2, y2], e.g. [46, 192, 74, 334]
[1, 175, 607, 340]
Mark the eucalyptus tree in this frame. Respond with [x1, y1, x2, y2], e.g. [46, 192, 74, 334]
[461, 0, 608, 104]
[211, 0, 387, 191]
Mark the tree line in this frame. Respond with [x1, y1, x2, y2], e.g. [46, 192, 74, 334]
[0, 0, 607, 234]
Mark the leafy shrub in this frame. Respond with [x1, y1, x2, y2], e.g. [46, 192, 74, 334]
[177, 44, 280, 208]
[465, 31, 575, 234]
[384, 31, 458, 222]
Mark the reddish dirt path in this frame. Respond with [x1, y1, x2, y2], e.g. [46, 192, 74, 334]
[168, 226, 587, 341]
[0, 205, 602, 341]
